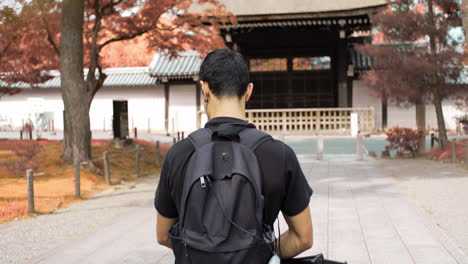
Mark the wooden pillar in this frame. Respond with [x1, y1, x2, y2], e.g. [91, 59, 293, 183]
[357, 134, 364, 161]
[451, 139, 457, 162]
[164, 82, 170, 136]
[317, 135, 324, 160]
[135, 144, 140, 177]
[347, 76, 353, 107]
[103, 151, 111, 185]
[74, 159, 81, 198]
[287, 52, 293, 108]
[337, 29, 349, 107]
[27, 169, 34, 214]
[382, 95, 388, 130]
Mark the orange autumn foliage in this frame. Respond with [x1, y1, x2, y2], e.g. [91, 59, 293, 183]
[0, 139, 170, 223]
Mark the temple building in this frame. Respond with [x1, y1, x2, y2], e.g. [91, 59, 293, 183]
[0, 0, 465, 137]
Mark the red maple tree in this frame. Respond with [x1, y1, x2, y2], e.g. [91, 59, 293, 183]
[0, 1, 59, 97]
[100, 36, 153, 67]
[359, 0, 466, 148]
[1, 0, 233, 162]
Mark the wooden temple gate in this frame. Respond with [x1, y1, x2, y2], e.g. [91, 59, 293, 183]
[199, 107, 375, 135]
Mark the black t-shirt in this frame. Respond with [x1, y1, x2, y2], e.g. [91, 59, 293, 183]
[154, 116, 313, 226]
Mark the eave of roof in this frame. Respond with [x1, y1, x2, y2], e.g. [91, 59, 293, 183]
[149, 51, 201, 81]
[149, 50, 374, 76]
[0, 67, 157, 89]
[192, 0, 387, 21]
[233, 5, 388, 23]
[222, 16, 373, 30]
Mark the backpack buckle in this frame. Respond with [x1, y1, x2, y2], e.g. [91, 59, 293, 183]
[200, 176, 206, 188]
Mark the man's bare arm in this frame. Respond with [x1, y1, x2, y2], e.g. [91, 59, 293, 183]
[156, 212, 178, 249]
[279, 206, 313, 259]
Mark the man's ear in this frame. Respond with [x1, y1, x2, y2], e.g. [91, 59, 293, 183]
[200, 81, 211, 101]
[244, 83, 254, 102]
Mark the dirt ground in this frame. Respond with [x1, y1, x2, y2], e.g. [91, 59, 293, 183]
[378, 158, 468, 257]
[0, 138, 168, 223]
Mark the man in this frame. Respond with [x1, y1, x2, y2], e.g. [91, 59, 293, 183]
[155, 49, 313, 262]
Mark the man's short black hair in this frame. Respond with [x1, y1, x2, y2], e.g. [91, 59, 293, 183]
[199, 49, 249, 98]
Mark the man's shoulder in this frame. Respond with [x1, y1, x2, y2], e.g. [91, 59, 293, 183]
[165, 138, 195, 164]
[254, 134, 294, 158]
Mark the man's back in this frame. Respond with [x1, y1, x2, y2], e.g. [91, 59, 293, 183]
[155, 116, 312, 228]
[155, 49, 313, 262]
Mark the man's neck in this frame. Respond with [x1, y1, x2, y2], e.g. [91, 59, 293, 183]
[208, 99, 246, 120]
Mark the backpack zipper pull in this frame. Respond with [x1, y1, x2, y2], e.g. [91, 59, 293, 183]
[200, 176, 206, 188]
[184, 243, 189, 257]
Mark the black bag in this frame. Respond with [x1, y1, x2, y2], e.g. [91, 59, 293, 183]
[283, 254, 348, 264]
[169, 126, 274, 264]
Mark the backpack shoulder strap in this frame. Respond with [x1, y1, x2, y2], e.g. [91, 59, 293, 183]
[187, 127, 213, 149]
[238, 128, 272, 151]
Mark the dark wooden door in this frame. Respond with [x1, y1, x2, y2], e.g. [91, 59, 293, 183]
[113, 100, 129, 139]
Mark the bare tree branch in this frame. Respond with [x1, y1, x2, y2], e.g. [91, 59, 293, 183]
[86, 0, 103, 98]
[100, 0, 125, 14]
[98, 29, 151, 51]
[89, 65, 106, 108]
[37, 0, 59, 55]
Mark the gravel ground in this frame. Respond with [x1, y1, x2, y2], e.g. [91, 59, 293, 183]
[0, 131, 174, 143]
[0, 174, 158, 264]
[378, 159, 468, 257]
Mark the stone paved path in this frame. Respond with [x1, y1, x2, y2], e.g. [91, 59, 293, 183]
[295, 154, 467, 264]
[377, 159, 468, 258]
[2, 141, 467, 264]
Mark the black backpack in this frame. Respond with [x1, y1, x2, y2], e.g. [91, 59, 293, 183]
[169, 124, 275, 264]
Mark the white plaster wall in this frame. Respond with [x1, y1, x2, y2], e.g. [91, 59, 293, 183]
[387, 101, 462, 130]
[353, 80, 383, 129]
[353, 80, 464, 130]
[0, 88, 64, 130]
[169, 84, 197, 133]
[90, 85, 165, 132]
[0, 85, 165, 133]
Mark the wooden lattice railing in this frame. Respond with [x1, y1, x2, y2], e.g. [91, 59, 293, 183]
[198, 107, 375, 135]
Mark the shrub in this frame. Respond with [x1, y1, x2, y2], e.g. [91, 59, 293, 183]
[11, 141, 42, 159]
[4, 141, 43, 176]
[385, 127, 425, 157]
[5, 159, 41, 176]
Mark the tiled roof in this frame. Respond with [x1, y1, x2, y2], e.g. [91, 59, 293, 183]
[149, 51, 201, 80]
[0, 67, 156, 89]
[149, 50, 375, 77]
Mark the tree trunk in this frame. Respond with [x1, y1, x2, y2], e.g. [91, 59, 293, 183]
[62, 110, 73, 161]
[433, 87, 449, 147]
[428, 0, 448, 149]
[463, 0, 468, 41]
[416, 102, 426, 154]
[415, 102, 426, 154]
[60, 0, 92, 163]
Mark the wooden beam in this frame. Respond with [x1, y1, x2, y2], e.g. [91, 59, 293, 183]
[164, 82, 170, 136]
